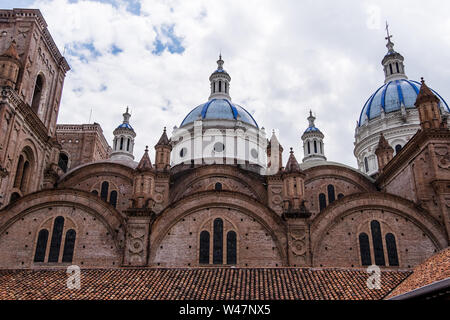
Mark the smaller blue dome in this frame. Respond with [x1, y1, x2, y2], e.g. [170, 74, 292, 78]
[117, 123, 134, 131]
[304, 126, 321, 134]
[180, 99, 258, 128]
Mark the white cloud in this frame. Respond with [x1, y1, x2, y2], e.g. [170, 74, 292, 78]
[26, 0, 450, 168]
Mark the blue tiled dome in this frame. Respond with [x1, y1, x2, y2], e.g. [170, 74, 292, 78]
[358, 79, 449, 126]
[180, 99, 258, 128]
[116, 123, 134, 130]
[304, 126, 321, 134]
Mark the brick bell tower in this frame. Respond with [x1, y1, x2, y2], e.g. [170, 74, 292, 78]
[0, 9, 70, 207]
[282, 148, 312, 267]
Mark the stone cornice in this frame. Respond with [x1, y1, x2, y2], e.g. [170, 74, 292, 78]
[376, 128, 450, 185]
[1, 87, 55, 146]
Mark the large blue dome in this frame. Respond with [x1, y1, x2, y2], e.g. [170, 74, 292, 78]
[180, 99, 258, 128]
[358, 79, 449, 127]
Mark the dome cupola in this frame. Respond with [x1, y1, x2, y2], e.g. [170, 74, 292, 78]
[382, 23, 407, 83]
[209, 54, 231, 100]
[301, 111, 326, 162]
[111, 107, 136, 161]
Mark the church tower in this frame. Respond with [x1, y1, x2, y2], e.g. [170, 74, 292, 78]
[0, 40, 21, 89]
[415, 78, 448, 130]
[301, 111, 326, 162]
[111, 107, 136, 161]
[375, 133, 394, 172]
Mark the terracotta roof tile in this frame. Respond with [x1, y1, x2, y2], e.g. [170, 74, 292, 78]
[386, 247, 450, 299]
[0, 267, 409, 300]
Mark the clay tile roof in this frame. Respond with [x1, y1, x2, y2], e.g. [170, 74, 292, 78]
[137, 146, 152, 171]
[0, 267, 409, 300]
[415, 78, 439, 106]
[386, 247, 450, 299]
[285, 148, 301, 173]
[156, 127, 170, 146]
[1, 40, 20, 61]
[375, 133, 393, 153]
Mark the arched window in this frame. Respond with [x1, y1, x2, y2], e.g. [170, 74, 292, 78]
[13, 155, 24, 188]
[219, 81, 222, 92]
[307, 141, 311, 154]
[337, 193, 344, 200]
[10, 192, 21, 203]
[199, 231, 210, 264]
[396, 62, 399, 73]
[109, 190, 118, 208]
[48, 216, 65, 263]
[385, 233, 399, 266]
[225, 82, 228, 93]
[370, 220, 385, 266]
[226, 231, 237, 265]
[58, 153, 69, 173]
[327, 185, 335, 204]
[364, 157, 369, 173]
[215, 182, 222, 191]
[91, 190, 98, 196]
[213, 218, 223, 264]
[127, 138, 130, 151]
[395, 144, 402, 154]
[20, 161, 30, 191]
[389, 64, 393, 75]
[120, 137, 124, 150]
[31, 74, 44, 113]
[100, 181, 109, 201]
[359, 233, 372, 266]
[314, 140, 317, 153]
[62, 229, 76, 263]
[34, 229, 49, 262]
[319, 193, 326, 212]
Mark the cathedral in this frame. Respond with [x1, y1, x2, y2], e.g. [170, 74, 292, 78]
[0, 9, 449, 299]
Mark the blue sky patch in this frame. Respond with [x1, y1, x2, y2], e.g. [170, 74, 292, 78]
[152, 24, 185, 55]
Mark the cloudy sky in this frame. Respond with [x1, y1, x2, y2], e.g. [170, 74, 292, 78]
[3, 0, 450, 167]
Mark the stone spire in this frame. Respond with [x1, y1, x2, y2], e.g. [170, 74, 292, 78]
[208, 54, 231, 101]
[381, 23, 407, 83]
[110, 107, 136, 161]
[136, 146, 153, 171]
[375, 133, 394, 172]
[154, 127, 172, 171]
[267, 130, 283, 171]
[285, 148, 301, 173]
[301, 110, 326, 162]
[0, 39, 21, 88]
[415, 78, 446, 130]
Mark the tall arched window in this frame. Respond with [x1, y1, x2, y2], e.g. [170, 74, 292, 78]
[327, 185, 335, 204]
[109, 190, 118, 208]
[31, 74, 44, 113]
[62, 229, 76, 263]
[307, 141, 311, 154]
[127, 138, 130, 151]
[385, 233, 399, 266]
[120, 137, 124, 150]
[364, 157, 369, 173]
[100, 181, 109, 201]
[226, 231, 237, 265]
[48, 216, 64, 263]
[359, 233, 372, 266]
[370, 220, 385, 266]
[199, 231, 210, 264]
[58, 153, 69, 173]
[13, 155, 24, 188]
[34, 229, 49, 262]
[395, 62, 399, 73]
[20, 161, 30, 191]
[319, 193, 326, 212]
[314, 140, 317, 153]
[219, 81, 222, 92]
[213, 218, 223, 264]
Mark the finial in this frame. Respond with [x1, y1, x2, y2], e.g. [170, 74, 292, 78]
[385, 21, 395, 53]
[421, 77, 425, 84]
[145, 145, 149, 152]
[385, 21, 392, 42]
[290, 147, 294, 153]
[126, 106, 129, 113]
[309, 109, 313, 117]
[163, 126, 166, 132]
